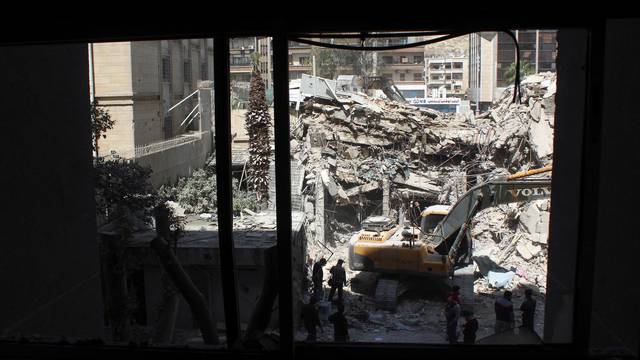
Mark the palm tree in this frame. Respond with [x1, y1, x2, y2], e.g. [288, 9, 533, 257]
[504, 60, 534, 86]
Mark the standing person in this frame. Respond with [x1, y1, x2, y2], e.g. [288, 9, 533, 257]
[328, 303, 349, 343]
[494, 290, 515, 334]
[312, 257, 327, 301]
[461, 310, 479, 344]
[448, 285, 461, 305]
[409, 201, 421, 227]
[327, 259, 347, 303]
[444, 296, 461, 344]
[519, 288, 537, 331]
[301, 297, 322, 342]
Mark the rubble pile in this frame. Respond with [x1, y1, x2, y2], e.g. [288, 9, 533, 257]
[294, 73, 556, 249]
[471, 198, 551, 293]
[474, 72, 556, 171]
[293, 73, 556, 341]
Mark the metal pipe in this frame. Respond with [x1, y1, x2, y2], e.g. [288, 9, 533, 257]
[180, 105, 199, 126]
[168, 90, 198, 113]
[506, 165, 553, 180]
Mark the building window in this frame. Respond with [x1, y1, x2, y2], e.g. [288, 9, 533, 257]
[453, 62, 463, 69]
[201, 61, 208, 80]
[413, 73, 422, 81]
[184, 61, 192, 84]
[399, 73, 405, 81]
[383, 56, 393, 64]
[162, 56, 171, 81]
[414, 55, 423, 64]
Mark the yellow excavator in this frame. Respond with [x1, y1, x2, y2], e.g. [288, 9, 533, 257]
[348, 166, 552, 310]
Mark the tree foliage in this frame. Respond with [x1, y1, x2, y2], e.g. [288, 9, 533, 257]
[157, 158, 260, 215]
[505, 60, 535, 86]
[245, 67, 272, 204]
[94, 158, 157, 226]
[90, 100, 115, 157]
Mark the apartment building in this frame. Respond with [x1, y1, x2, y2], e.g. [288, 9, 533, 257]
[425, 57, 468, 97]
[377, 37, 468, 100]
[469, 30, 557, 112]
[91, 39, 213, 156]
[90, 39, 214, 186]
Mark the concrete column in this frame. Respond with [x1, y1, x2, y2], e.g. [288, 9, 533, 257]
[315, 174, 325, 244]
[198, 81, 214, 155]
[198, 81, 214, 133]
[382, 177, 390, 216]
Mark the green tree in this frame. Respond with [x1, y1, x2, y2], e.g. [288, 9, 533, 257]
[94, 158, 157, 226]
[504, 60, 535, 86]
[245, 67, 272, 205]
[90, 100, 115, 157]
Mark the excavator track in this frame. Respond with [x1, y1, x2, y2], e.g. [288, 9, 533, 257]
[375, 278, 399, 311]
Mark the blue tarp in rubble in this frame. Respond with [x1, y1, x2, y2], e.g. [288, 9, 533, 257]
[472, 255, 516, 289]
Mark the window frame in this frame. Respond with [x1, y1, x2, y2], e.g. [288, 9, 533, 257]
[0, 25, 601, 360]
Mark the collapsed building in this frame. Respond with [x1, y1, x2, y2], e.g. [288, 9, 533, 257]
[290, 73, 556, 341]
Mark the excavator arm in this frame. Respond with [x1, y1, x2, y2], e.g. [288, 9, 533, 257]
[429, 179, 552, 253]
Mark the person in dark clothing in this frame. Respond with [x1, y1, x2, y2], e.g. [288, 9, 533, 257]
[328, 303, 349, 342]
[312, 258, 327, 301]
[462, 310, 479, 344]
[327, 259, 347, 303]
[409, 201, 421, 227]
[494, 290, 515, 334]
[444, 296, 461, 344]
[301, 297, 322, 342]
[519, 288, 537, 331]
[448, 285, 461, 304]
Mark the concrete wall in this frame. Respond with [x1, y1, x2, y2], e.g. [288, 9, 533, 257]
[133, 99, 164, 147]
[93, 42, 135, 156]
[136, 132, 213, 187]
[93, 42, 133, 97]
[0, 44, 104, 339]
[97, 100, 135, 156]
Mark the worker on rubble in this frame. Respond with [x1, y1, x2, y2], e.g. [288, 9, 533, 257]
[519, 288, 537, 331]
[444, 295, 461, 344]
[327, 259, 347, 303]
[312, 257, 327, 301]
[409, 201, 421, 227]
[461, 310, 478, 344]
[328, 303, 350, 343]
[494, 290, 515, 334]
[301, 297, 323, 342]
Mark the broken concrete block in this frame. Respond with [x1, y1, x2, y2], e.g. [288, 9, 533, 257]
[526, 242, 542, 257]
[320, 169, 338, 197]
[531, 233, 548, 245]
[516, 243, 533, 260]
[535, 211, 550, 234]
[519, 201, 541, 234]
[529, 101, 542, 122]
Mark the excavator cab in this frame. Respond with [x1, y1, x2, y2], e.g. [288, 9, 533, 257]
[420, 205, 450, 240]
